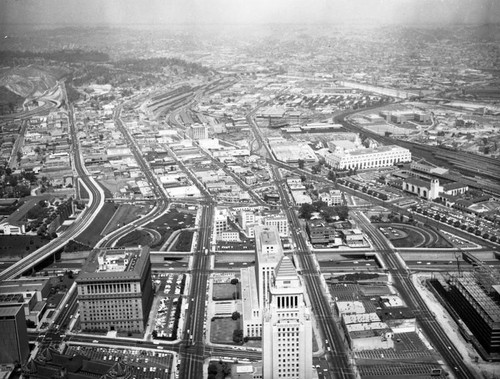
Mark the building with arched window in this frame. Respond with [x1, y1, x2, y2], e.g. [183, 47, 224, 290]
[325, 145, 411, 170]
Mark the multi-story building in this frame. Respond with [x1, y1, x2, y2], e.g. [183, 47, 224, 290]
[0, 303, 29, 364]
[319, 189, 343, 206]
[219, 230, 240, 242]
[262, 256, 313, 379]
[341, 229, 365, 247]
[325, 145, 411, 170]
[214, 208, 229, 237]
[446, 271, 500, 355]
[264, 214, 289, 237]
[241, 266, 262, 338]
[306, 220, 342, 246]
[187, 123, 208, 140]
[255, 225, 284, 310]
[240, 209, 257, 230]
[76, 246, 153, 333]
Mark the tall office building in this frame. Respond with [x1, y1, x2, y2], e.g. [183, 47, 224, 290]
[187, 123, 208, 140]
[255, 225, 284, 309]
[262, 256, 313, 379]
[76, 246, 153, 333]
[0, 303, 30, 364]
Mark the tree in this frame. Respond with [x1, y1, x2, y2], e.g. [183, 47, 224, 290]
[232, 329, 244, 343]
[208, 363, 218, 376]
[299, 203, 315, 219]
[26, 319, 36, 328]
[298, 159, 305, 169]
[333, 205, 349, 220]
[231, 311, 241, 320]
[327, 170, 336, 181]
[311, 165, 321, 174]
[230, 278, 239, 285]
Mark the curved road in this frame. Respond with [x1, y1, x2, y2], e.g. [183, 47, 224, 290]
[0, 83, 105, 281]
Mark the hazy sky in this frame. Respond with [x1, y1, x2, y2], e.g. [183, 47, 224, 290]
[1, 0, 499, 30]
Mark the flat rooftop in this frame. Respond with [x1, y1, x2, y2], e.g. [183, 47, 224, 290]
[0, 293, 24, 303]
[78, 247, 149, 282]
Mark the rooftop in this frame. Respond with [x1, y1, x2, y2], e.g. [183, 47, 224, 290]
[77, 246, 150, 282]
[0, 304, 23, 317]
[0, 293, 24, 304]
[456, 272, 500, 323]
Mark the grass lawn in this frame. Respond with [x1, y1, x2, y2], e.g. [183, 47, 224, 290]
[0, 235, 47, 259]
[210, 318, 240, 344]
[75, 202, 118, 247]
[78, 180, 90, 200]
[380, 223, 453, 249]
[101, 203, 144, 235]
[389, 228, 424, 247]
[147, 208, 195, 249]
[116, 229, 154, 247]
[172, 230, 194, 252]
[212, 283, 240, 301]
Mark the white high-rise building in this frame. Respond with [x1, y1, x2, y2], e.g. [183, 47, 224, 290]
[264, 214, 289, 237]
[214, 208, 229, 237]
[262, 256, 313, 379]
[187, 123, 208, 140]
[240, 209, 257, 230]
[255, 225, 283, 310]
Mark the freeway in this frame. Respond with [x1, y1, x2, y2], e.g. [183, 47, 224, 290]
[0, 82, 105, 281]
[8, 119, 28, 168]
[95, 104, 172, 248]
[352, 211, 478, 378]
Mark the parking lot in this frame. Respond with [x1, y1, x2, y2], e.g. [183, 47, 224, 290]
[65, 345, 173, 379]
[153, 273, 184, 339]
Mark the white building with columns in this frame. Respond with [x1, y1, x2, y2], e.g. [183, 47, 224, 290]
[325, 145, 411, 170]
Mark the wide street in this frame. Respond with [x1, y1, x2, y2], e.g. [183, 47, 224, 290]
[179, 204, 214, 378]
[245, 106, 355, 378]
[352, 211, 477, 379]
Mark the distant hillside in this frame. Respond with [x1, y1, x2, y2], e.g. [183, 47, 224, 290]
[0, 49, 110, 64]
[0, 86, 24, 114]
[0, 66, 68, 98]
